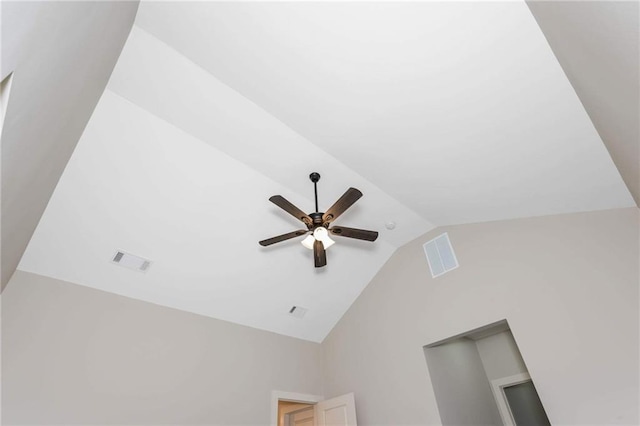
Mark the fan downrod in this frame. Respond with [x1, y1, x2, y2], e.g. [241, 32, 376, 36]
[310, 172, 321, 212]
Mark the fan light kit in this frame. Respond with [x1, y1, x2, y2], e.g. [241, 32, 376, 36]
[259, 172, 378, 268]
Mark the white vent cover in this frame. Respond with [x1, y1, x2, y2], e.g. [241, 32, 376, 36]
[288, 306, 308, 319]
[111, 250, 152, 272]
[423, 233, 459, 278]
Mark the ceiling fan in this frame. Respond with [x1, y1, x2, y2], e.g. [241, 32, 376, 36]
[259, 172, 378, 268]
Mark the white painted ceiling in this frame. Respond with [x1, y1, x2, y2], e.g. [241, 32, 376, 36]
[527, 0, 640, 205]
[0, 1, 138, 289]
[18, 1, 634, 342]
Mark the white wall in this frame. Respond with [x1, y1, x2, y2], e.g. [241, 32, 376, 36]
[475, 330, 528, 382]
[527, 1, 640, 205]
[1, 271, 323, 425]
[3, 209, 638, 425]
[0, 291, 3, 423]
[323, 208, 639, 425]
[1, 1, 138, 289]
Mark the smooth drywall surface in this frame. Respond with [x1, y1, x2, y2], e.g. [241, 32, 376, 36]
[424, 339, 502, 425]
[1, 271, 323, 425]
[0, 292, 2, 423]
[0, 1, 139, 290]
[528, 1, 640, 205]
[475, 330, 528, 382]
[322, 208, 639, 425]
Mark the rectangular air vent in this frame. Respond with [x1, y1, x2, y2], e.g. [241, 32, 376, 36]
[423, 232, 459, 278]
[288, 306, 308, 319]
[111, 250, 152, 273]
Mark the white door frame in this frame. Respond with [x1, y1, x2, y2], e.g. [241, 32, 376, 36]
[490, 372, 532, 426]
[271, 391, 324, 426]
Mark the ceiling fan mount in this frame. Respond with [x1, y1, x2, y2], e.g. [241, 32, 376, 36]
[259, 172, 378, 268]
[309, 172, 321, 183]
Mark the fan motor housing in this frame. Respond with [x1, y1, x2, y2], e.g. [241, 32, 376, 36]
[310, 212, 325, 226]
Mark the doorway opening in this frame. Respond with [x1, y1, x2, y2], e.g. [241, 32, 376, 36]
[270, 391, 358, 426]
[270, 391, 323, 426]
[1, 72, 14, 135]
[423, 319, 550, 426]
[278, 400, 314, 426]
[491, 373, 551, 426]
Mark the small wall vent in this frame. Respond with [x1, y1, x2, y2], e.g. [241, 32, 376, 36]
[111, 250, 152, 273]
[423, 232, 458, 278]
[288, 306, 308, 319]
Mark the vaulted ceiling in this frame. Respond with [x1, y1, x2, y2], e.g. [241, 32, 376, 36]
[3, 1, 638, 342]
[1, 1, 139, 289]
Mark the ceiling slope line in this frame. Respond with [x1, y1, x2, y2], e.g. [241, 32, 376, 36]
[100, 88, 417, 252]
[105, 25, 436, 246]
[0, 1, 140, 291]
[127, 1, 634, 227]
[17, 88, 400, 342]
[526, 0, 639, 206]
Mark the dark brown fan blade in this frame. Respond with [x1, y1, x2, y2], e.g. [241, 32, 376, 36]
[313, 239, 327, 267]
[322, 188, 363, 224]
[330, 226, 378, 242]
[259, 230, 308, 246]
[269, 195, 312, 226]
